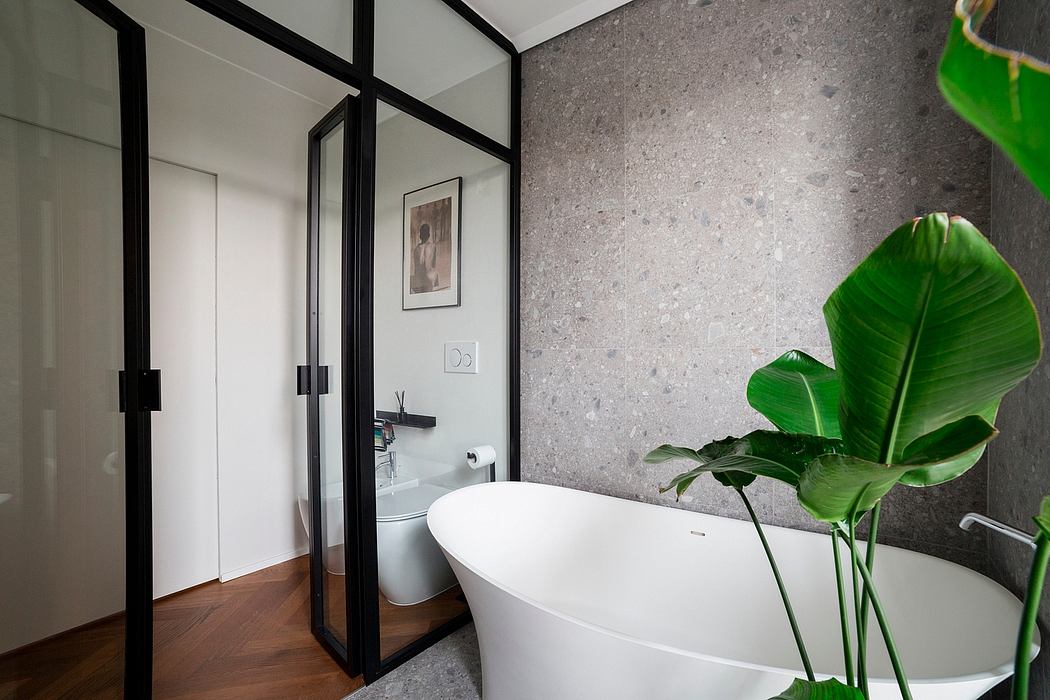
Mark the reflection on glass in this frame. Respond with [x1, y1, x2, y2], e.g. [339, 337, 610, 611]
[318, 122, 348, 645]
[373, 102, 510, 661]
[240, 0, 354, 63]
[375, 0, 511, 146]
[0, 0, 126, 694]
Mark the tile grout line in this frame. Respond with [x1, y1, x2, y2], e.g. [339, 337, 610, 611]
[621, 6, 630, 476]
[769, 77, 779, 524]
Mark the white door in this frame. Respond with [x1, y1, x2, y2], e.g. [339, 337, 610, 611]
[149, 159, 219, 598]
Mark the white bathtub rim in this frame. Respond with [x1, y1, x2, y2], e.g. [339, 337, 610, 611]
[428, 481, 1028, 688]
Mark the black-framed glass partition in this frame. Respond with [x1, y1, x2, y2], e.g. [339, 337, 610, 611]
[371, 101, 511, 665]
[0, 0, 153, 696]
[374, 0, 511, 147]
[239, 0, 354, 62]
[1, 0, 517, 692]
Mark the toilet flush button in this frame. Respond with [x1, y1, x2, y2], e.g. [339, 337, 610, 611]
[444, 342, 479, 374]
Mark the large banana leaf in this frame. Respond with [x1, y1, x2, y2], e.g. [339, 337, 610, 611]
[769, 678, 864, 700]
[646, 431, 843, 497]
[824, 213, 1041, 485]
[938, 0, 1050, 200]
[799, 416, 998, 522]
[659, 454, 798, 497]
[747, 351, 841, 438]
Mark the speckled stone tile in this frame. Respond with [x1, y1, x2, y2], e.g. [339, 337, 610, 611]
[771, 483, 991, 576]
[346, 624, 480, 700]
[861, 458, 989, 553]
[624, 1, 776, 203]
[520, 348, 627, 489]
[623, 347, 776, 521]
[774, 137, 992, 347]
[521, 9, 625, 228]
[772, 481, 825, 535]
[518, 0, 995, 586]
[1022, 1, 1050, 59]
[625, 187, 774, 348]
[521, 210, 625, 350]
[771, 0, 972, 159]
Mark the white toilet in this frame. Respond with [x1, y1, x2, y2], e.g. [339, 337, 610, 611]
[296, 483, 346, 575]
[297, 478, 458, 605]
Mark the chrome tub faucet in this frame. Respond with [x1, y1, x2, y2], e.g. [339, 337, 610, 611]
[959, 512, 1036, 549]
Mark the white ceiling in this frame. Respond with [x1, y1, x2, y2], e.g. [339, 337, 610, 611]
[465, 0, 633, 51]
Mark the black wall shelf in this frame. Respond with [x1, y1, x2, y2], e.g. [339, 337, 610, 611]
[375, 410, 437, 429]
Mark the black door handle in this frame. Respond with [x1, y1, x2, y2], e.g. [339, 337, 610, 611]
[296, 365, 330, 395]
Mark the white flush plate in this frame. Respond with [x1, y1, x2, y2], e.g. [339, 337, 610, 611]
[445, 341, 478, 374]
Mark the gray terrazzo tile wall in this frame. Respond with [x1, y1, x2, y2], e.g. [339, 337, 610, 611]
[988, 2, 1050, 698]
[520, 0, 993, 569]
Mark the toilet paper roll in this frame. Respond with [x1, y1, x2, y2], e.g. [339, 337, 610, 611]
[466, 445, 497, 469]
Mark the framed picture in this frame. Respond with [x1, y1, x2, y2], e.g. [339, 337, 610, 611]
[402, 177, 462, 310]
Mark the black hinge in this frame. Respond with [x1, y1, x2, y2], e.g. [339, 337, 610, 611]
[118, 369, 162, 413]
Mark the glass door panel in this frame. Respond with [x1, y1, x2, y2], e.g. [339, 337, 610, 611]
[371, 100, 510, 667]
[239, 0, 354, 63]
[0, 0, 152, 695]
[305, 96, 357, 671]
[319, 119, 347, 646]
[374, 0, 510, 146]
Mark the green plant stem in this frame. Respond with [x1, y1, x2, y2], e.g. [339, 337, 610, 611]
[832, 530, 855, 688]
[1013, 533, 1050, 700]
[737, 488, 815, 682]
[847, 518, 868, 698]
[840, 526, 912, 700]
[857, 502, 881, 693]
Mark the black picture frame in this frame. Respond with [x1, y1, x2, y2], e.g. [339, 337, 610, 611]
[401, 177, 463, 310]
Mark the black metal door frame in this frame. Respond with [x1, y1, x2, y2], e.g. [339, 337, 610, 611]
[305, 94, 363, 673]
[68, 0, 155, 696]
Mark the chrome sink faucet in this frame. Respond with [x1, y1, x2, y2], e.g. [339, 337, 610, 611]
[377, 451, 398, 480]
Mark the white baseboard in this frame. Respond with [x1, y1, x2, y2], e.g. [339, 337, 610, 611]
[219, 545, 309, 583]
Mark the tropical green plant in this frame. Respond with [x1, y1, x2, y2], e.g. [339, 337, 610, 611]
[938, 2, 1050, 697]
[771, 678, 864, 700]
[938, 0, 1050, 200]
[647, 212, 1042, 699]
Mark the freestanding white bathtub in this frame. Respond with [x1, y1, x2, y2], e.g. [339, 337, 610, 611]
[427, 481, 1036, 700]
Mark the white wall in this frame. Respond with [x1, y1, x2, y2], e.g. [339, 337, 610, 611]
[149, 159, 219, 598]
[374, 111, 510, 482]
[137, 24, 341, 581]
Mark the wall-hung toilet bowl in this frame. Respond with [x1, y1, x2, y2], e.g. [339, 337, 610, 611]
[297, 483, 345, 575]
[376, 483, 457, 606]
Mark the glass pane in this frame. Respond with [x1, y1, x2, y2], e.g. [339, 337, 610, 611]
[373, 101, 510, 661]
[0, 0, 126, 695]
[375, 0, 511, 147]
[240, 0, 353, 63]
[318, 121, 348, 646]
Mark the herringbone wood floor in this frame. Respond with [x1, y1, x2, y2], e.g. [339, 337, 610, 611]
[1, 557, 361, 700]
[1, 555, 468, 699]
[151, 557, 363, 700]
